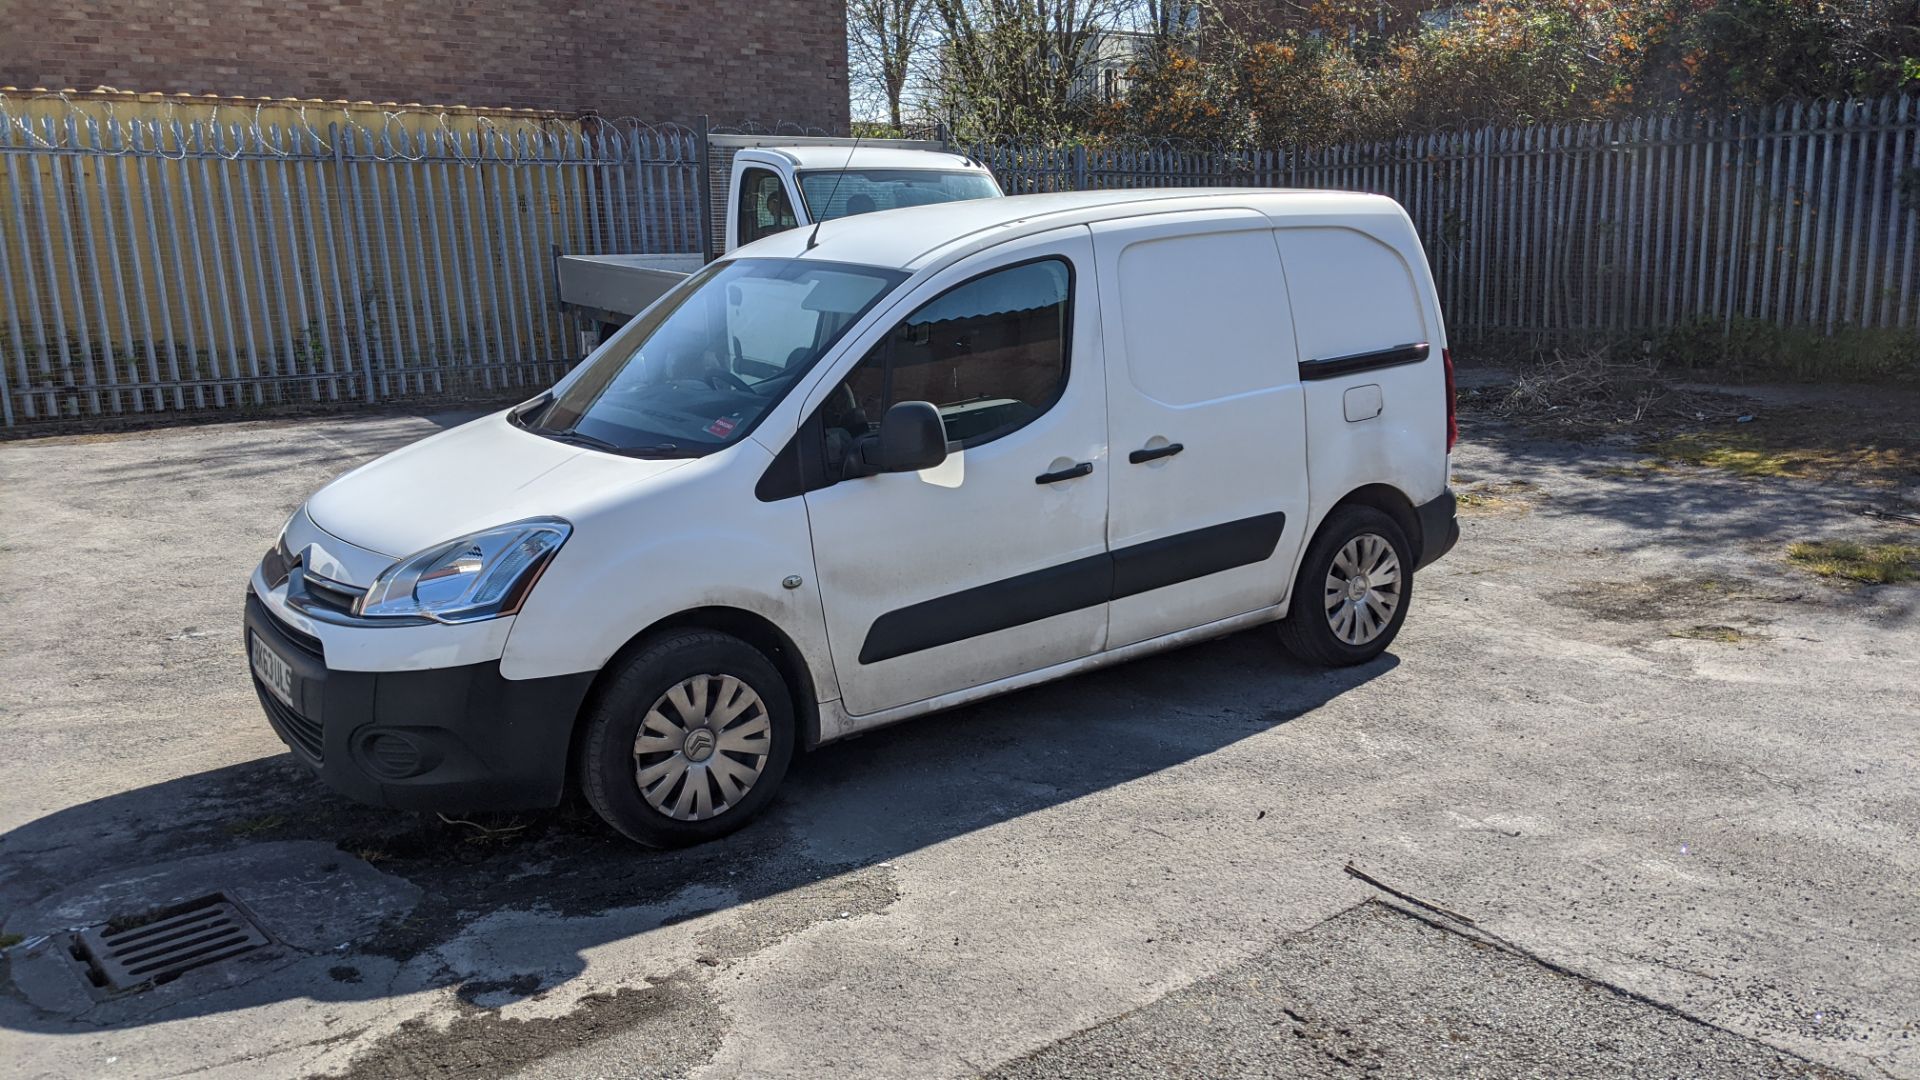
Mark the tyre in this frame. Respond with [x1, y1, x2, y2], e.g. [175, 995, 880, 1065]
[579, 629, 795, 847]
[1278, 505, 1413, 667]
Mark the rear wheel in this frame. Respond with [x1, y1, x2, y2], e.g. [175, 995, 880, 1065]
[579, 630, 795, 847]
[1278, 506, 1412, 667]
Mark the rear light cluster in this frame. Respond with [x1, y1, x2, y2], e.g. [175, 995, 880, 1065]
[1442, 347, 1458, 452]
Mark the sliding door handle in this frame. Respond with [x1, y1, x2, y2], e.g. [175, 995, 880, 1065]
[1035, 462, 1094, 484]
[1128, 442, 1184, 464]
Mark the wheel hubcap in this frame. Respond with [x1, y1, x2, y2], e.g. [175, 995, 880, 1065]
[1325, 533, 1402, 646]
[632, 674, 771, 822]
[681, 728, 716, 762]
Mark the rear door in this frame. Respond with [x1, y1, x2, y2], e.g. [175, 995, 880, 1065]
[1091, 210, 1311, 648]
[798, 227, 1110, 716]
[1273, 225, 1448, 512]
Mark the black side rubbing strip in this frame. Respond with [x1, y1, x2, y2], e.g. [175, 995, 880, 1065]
[857, 511, 1288, 664]
[859, 553, 1112, 665]
[1298, 342, 1429, 381]
[1110, 511, 1288, 599]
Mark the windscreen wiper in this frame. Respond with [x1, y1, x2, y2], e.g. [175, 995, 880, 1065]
[623, 442, 702, 459]
[543, 428, 624, 453]
[545, 429, 700, 459]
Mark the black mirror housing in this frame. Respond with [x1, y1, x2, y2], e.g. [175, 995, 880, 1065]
[870, 401, 948, 473]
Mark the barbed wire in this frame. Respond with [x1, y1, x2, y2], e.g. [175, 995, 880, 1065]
[0, 90, 822, 165]
[956, 90, 1916, 157]
[3, 86, 1910, 166]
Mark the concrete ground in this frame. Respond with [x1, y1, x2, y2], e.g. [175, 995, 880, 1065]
[0, 390, 1915, 1079]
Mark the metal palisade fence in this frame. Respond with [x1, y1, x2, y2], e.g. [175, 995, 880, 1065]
[978, 94, 1920, 344]
[3, 91, 1917, 429]
[0, 93, 702, 428]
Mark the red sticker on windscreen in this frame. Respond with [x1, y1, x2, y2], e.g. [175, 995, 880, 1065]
[706, 415, 738, 438]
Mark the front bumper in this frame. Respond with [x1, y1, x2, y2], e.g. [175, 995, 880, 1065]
[243, 591, 596, 812]
[1414, 487, 1460, 570]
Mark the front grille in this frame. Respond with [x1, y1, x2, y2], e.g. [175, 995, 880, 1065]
[301, 571, 366, 617]
[262, 606, 323, 660]
[260, 687, 324, 761]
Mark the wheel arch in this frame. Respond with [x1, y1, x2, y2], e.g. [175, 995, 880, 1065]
[1320, 483, 1422, 559]
[564, 606, 826, 793]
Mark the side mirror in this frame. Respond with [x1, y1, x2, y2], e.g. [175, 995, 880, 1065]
[863, 401, 948, 474]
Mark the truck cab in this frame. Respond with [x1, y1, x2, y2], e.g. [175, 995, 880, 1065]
[727, 145, 1001, 252]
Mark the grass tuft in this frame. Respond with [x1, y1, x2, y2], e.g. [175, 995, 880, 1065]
[1456, 478, 1540, 514]
[1785, 540, 1920, 585]
[224, 813, 288, 837]
[1670, 624, 1748, 643]
[1593, 459, 1674, 480]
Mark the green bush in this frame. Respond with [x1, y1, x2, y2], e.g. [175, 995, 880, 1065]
[1103, 0, 1920, 149]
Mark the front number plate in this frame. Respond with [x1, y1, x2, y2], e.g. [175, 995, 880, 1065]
[250, 633, 296, 708]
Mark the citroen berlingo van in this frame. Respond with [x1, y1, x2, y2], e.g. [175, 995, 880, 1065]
[245, 189, 1460, 847]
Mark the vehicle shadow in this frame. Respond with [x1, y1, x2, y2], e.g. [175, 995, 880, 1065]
[0, 630, 1394, 1033]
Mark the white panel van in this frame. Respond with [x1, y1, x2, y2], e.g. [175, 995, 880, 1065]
[244, 190, 1460, 846]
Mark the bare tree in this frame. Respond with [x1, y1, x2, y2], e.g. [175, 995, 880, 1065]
[849, 0, 935, 129]
[1136, 0, 1204, 38]
[928, 0, 1128, 136]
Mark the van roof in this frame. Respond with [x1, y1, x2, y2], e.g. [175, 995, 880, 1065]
[746, 145, 989, 173]
[735, 188, 1409, 271]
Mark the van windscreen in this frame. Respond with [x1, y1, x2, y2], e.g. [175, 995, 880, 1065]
[519, 258, 908, 457]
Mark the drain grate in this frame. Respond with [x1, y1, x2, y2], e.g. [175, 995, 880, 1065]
[69, 894, 271, 992]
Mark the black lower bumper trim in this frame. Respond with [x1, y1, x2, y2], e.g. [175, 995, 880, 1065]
[1415, 487, 1460, 570]
[244, 591, 596, 812]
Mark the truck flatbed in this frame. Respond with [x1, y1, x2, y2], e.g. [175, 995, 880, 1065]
[555, 253, 706, 330]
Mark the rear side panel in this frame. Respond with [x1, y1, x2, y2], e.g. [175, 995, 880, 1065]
[1274, 220, 1449, 541]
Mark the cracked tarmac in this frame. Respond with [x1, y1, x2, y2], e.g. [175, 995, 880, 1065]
[1, 388, 1916, 1078]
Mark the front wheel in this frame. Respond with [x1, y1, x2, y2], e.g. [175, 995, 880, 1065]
[1278, 506, 1413, 667]
[579, 630, 795, 847]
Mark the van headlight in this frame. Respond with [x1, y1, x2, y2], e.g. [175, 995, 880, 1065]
[357, 518, 571, 623]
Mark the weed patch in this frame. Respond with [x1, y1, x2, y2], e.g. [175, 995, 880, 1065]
[1648, 428, 1920, 484]
[1670, 624, 1751, 643]
[1785, 540, 1920, 585]
[1591, 460, 1673, 480]
[1656, 317, 1920, 384]
[1457, 478, 1542, 514]
[225, 813, 288, 837]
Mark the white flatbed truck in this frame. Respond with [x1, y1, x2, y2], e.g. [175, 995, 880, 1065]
[557, 135, 1002, 339]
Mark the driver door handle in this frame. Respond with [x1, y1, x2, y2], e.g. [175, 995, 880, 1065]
[1035, 462, 1094, 485]
[1128, 442, 1185, 464]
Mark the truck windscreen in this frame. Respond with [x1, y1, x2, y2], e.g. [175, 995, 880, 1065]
[797, 170, 1001, 221]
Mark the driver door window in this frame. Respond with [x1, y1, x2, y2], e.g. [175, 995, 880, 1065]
[821, 258, 1071, 457]
[737, 168, 798, 246]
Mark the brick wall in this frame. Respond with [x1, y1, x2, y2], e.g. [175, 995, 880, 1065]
[1, 0, 848, 130]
